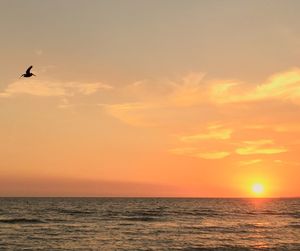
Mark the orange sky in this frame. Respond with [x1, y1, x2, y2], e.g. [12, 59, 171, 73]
[0, 1, 300, 197]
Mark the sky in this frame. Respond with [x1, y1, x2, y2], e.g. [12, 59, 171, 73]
[1, 0, 300, 197]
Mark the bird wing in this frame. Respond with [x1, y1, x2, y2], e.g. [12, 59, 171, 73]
[26, 65, 33, 74]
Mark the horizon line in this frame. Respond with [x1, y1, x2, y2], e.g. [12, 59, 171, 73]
[1, 196, 299, 199]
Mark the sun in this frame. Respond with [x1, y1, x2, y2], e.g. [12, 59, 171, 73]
[251, 183, 264, 196]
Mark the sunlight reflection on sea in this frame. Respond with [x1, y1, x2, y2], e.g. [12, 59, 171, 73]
[0, 198, 299, 250]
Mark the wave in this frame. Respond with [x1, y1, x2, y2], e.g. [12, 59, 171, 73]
[289, 223, 300, 228]
[126, 210, 165, 217]
[125, 216, 159, 222]
[187, 210, 223, 217]
[239, 223, 269, 229]
[245, 210, 300, 219]
[189, 225, 249, 234]
[120, 209, 168, 222]
[54, 208, 94, 215]
[181, 246, 253, 251]
[0, 218, 45, 224]
[287, 212, 300, 218]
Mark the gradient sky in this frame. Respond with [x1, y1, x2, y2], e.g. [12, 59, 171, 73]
[1, 0, 300, 197]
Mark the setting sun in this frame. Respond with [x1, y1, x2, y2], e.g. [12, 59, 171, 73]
[252, 183, 265, 196]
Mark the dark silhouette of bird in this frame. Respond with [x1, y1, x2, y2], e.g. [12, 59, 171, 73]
[20, 66, 36, 78]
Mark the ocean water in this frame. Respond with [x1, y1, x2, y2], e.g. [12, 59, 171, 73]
[0, 198, 299, 250]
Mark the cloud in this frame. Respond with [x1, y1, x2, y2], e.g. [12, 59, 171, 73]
[101, 102, 158, 126]
[209, 68, 300, 104]
[2, 68, 299, 165]
[0, 176, 178, 197]
[0, 81, 65, 97]
[0, 79, 112, 98]
[242, 123, 300, 134]
[169, 147, 230, 159]
[180, 124, 232, 142]
[100, 73, 210, 126]
[235, 139, 288, 155]
[102, 69, 300, 129]
[239, 159, 262, 166]
[76, 82, 112, 95]
[168, 73, 207, 106]
[98, 69, 300, 162]
[194, 151, 231, 159]
[273, 159, 300, 166]
[273, 123, 300, 132]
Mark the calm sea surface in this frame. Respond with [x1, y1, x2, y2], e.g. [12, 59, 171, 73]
[0, 198, 299, 250]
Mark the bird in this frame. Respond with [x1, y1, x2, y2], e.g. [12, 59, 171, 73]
[20, 66, 36, 78]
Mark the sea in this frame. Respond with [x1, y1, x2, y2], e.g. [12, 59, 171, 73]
[0, 198, 299, 250]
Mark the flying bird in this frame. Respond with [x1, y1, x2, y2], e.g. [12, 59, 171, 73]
[20, 66, 36, 78]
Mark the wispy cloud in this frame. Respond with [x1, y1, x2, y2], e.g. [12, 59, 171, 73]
[169, 147, 230, 160]
[235, 139, 288, 155]
[102, 69, 300, 129]
[209, 68, 300, 104]
[0, 79, 112, 98]
[180, 124, 232, 142]
[168, 73, 207, 107]
[97, 69, 300, 161]
[273, 159, 300, 166]
[2, 68, 299, 164]
[101, 102, 158, 127]
[239, 159, 262, 166]
[194, 151, 231, 160]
